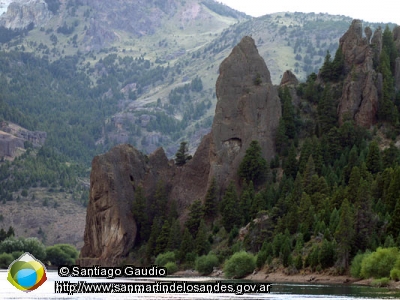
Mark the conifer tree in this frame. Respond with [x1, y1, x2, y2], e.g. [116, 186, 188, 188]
[203, 177, 218, 220]
[221, 181, 241, 232]
[146, 217, 162, 261]
[280, 86, 296, 139]
[317, 84, 337, 134]
[155, 220, 170, 256]
[387, 199, 400, 238]
[240, 182, 253, 225]
[284, 143, 298, 179]
[335, 199, 354, 269]
[166, 219, 182, 251]
[238, 140, 267, 185]
[178, 227, 194, 262]
[195, 220, 210, 256]
[185, 199, 204, 237]
[275, 118, 289, 155]
[175, 141, 191, 166]
[366, 140, 382, 174]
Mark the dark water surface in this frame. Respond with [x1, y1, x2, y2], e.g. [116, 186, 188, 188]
[1, 271, 399, 299]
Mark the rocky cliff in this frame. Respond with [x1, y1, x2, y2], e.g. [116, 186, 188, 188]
[78, 36, 281, 266]
[0, 122, 46, 159]
[337, 20, 381, 127]
[0, 0, 52, 29]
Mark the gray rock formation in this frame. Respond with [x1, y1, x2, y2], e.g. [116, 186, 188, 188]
[0, 0, 52, 29]
[337, 20, 381, 127]
[78, 36, 282, 266]
[0, 131, 24, 157]
[364, 26, 372, 43]
[280, 70, 299, 86]
[210, 36, 281, 190]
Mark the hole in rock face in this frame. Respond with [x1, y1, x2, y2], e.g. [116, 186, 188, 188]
[129, 175, 134, 182]
[223, 138, 242, 158]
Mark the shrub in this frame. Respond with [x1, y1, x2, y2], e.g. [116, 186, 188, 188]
[360, 247, 399, 279]
[350, 252, 370, 278]
[46, 244, 78, 266]
[256, 250, 267, 269]
[224, 251, 255, 279]
[195, 254, 219, 275]
[164, 262, 178, 275]
[0, 237, 46, 261]
[11, 251, 24, 260]
[155, 251, 175, 267]
[0, 253, 14, 268]
[390, 256, 400, 281]
[371, 277, 390, 287]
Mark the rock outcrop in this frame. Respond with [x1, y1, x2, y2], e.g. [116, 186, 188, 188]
[210, 36, 281, 190]
[78, 36, 281, 266]
[280, 70, 299, 86]
[0, 0, 52, 29]
[0, 122, 46, 158]
[337, 20, 381, 127]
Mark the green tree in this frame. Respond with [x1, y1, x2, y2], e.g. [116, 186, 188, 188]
[155, 220, 170, 256]
[195, 220, 210, 256]
[335, 199, 354, 269]
[220, 182, 242, 232]
[166, 219, 181, 251]
[175, 141, 191, 166]
[317, 84, 337, 134]
[280, 86, 296, 139]
[178, 227, 194, 262]
[185, 199, 204, 237]
[132, 184, 149, 244]
[46, 244, 78, 266]
[238, 141, 267, 185]
[366, 141, 382, 174]
[203, 177, 218, 220]
[284, 143, 298, 179]
[387, 199, 400, 238]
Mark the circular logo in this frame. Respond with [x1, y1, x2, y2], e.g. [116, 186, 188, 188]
[7, 252, 47, 292]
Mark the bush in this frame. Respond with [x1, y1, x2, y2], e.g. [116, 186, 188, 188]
[164, 262, 178, 275]
[0, 253, 14, 268]
[195, 254, 219, 275]
[360, 247, 399, 279]
[371, 277, 390, 287]
[155, 251, 176, 267]
[224, 251, 255, 279]
[390, 256, 400, 281]
[0, 237, 46, 261]
[350, 252, 370, 278]
[11, 251, 24, 260]
[46, 244, 78, 266]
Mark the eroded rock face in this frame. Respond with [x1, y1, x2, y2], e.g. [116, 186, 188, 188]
[337, 20, 380, 127]
[210, 36, 281, 190]
[0, 0, 52, 29]
[79, 37, 282, 266]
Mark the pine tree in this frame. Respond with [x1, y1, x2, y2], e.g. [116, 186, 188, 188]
[155, 220, 170, 256]
[317, 84, 337, 134]
[284, 143, 298, 179]
[387, 199, 400, 238]
[175, 141, 191, 166]
[185, 199, 204, 237]
[302, 155, 315, 194]
[195, 220, 210, 256]
[335, 199, 354, 269]
[238, 140, 267, 185]
[239, 182, 253, 225]
[203, 177, 218, 220]
[378, 49, 397, 122]
[146, 217, 162, 261]
[366, 141, 382, 174]
[280, 86, 296, 139]
[166, 219, 182, 251]
[221, 181, 241, 232]
[354, 179, 375, 251]
[178, 227, 194, 262]
[275, 118, 289, 155]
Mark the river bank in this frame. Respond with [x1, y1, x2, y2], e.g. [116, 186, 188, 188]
[176, 269, 400, 290]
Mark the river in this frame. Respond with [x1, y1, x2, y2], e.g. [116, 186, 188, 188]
[1, 271, 399, 299]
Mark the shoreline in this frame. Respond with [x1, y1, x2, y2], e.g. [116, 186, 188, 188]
[176, 269, 400, 290]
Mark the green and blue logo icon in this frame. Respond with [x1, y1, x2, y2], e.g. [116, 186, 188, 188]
[7, 252, 47, 292]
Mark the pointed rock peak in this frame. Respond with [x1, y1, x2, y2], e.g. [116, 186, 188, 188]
[217, 36, 272, 99]
[280, 70, 298, 86]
